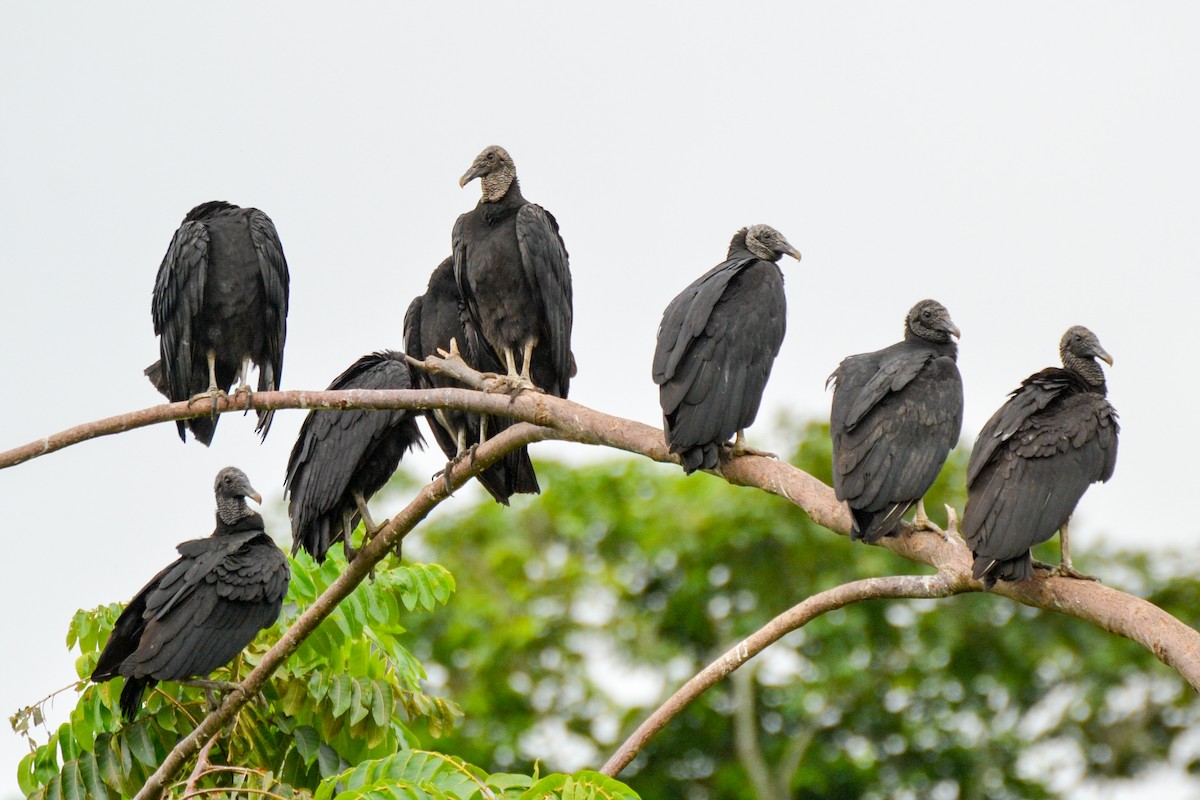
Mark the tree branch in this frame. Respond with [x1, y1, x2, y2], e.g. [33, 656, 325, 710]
[600, 573, 968, 777]
[7, 352, 1200, 790]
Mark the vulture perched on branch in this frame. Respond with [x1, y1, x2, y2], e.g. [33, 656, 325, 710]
[404, 258, 540, 503]
[91, 467, 289, 721]
[453, 145, 574, 398]
[964, 326, 1119, 586]
[828, 299, 964, 542]
[146, 201, 290, 445]
[652, 224, 801, 474]
[284, 351, 425, 563]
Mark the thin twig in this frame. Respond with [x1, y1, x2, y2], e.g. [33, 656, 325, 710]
[183, 731, 221, 794]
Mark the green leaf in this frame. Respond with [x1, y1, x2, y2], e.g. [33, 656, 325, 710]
[294, 726, 321, 767]
[122, 721, 156, 768]
[488, 773, 534, 791]
[77, 751, 112, 800]
[329, 674, 354, 718]
[371, 681, 392, 728]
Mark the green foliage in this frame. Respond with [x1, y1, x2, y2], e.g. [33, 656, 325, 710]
[16, 554, 461, 798]
[314, 750, 637, 800]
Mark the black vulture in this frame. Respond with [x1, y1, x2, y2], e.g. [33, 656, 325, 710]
[828, 300, 964, 542]
[284, 351, 425, 563]
[652, 225, 801, 473]
[404, 257, 540, 503]
[453, 145, 574, 397]
[91, 467, 289, 721]
[964, 326, 1119, 586]
[146, 201, 290, 445]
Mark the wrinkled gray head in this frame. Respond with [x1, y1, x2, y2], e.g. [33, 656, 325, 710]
[905, 299, 961, 344]
[459, 145, 517, 203]
[214, 466, 262, 525]
[744, 224, 802, 263]
[1060, 325, 1113, 386]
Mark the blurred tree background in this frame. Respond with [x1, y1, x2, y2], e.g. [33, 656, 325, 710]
[398, 419, 1200, 800]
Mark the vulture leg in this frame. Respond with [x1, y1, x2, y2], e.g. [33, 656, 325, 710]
[342, 510, 358, 562]
[188, 350, 228, 414]
[181, 679, 241, 712]
[520, 340, 536, 382]
[234, 356, 253, 396]
[432, 429, 476, 496]
[726, 430, 777, 461]
[487, 347, 537, 394]
[1051, 520, 1100, 582]
[353, 491, 379, 535]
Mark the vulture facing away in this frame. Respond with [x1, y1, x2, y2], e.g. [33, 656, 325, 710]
[91, 467, 289, 720]
[828, 300, 964, 542]
[652, 225, 801, 473]
[453, 145, 574, 398]
[284, 351, 425, 563]
[404, 258, 540, 503]
[146, 201, 290, 445]
[964, 326, 1119, 586]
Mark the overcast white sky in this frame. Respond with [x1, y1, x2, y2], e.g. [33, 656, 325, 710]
[2, 3, 1199, 795]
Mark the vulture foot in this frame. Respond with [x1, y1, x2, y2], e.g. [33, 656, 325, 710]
[485, 373, 538, 395]
[432, 443, 480, 496]
[1050, 562, 1100, 582]
[908, 499, 948, 541]
[188, 387, 227, 409]
[725, 442, 777, 461]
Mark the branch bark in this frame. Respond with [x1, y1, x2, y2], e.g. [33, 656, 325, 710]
[5, 352, 1199, 792]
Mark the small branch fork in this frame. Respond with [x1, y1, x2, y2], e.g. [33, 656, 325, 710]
[4, 350, 1197, 793]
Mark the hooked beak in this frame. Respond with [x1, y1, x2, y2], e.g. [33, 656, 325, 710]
[947, 321, 962, 340]
[459, 163, 488, 188]
[239, 479, 263, 505]
[780, 242, 802, 262]
[1093, 345, 1114, 366]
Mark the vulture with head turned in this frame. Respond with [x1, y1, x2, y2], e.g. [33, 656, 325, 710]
[964, 326, 1119, 586]
[91, 467, 289, 720]
[453, 145, 574, 398]
[652, 224, 801, 473]
[828, 299, 964, 542]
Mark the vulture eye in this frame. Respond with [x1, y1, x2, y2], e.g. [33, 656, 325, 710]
[487, 153, 496, 161]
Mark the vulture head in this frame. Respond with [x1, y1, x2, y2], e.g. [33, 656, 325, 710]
[906, 299, 961, 344]
[460, 145, 517, 203]
[1060, 326, 1113, 386]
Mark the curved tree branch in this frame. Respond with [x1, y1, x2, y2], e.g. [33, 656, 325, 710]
[5, 351, 1199, 792]
[600, 573, 968, 777]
